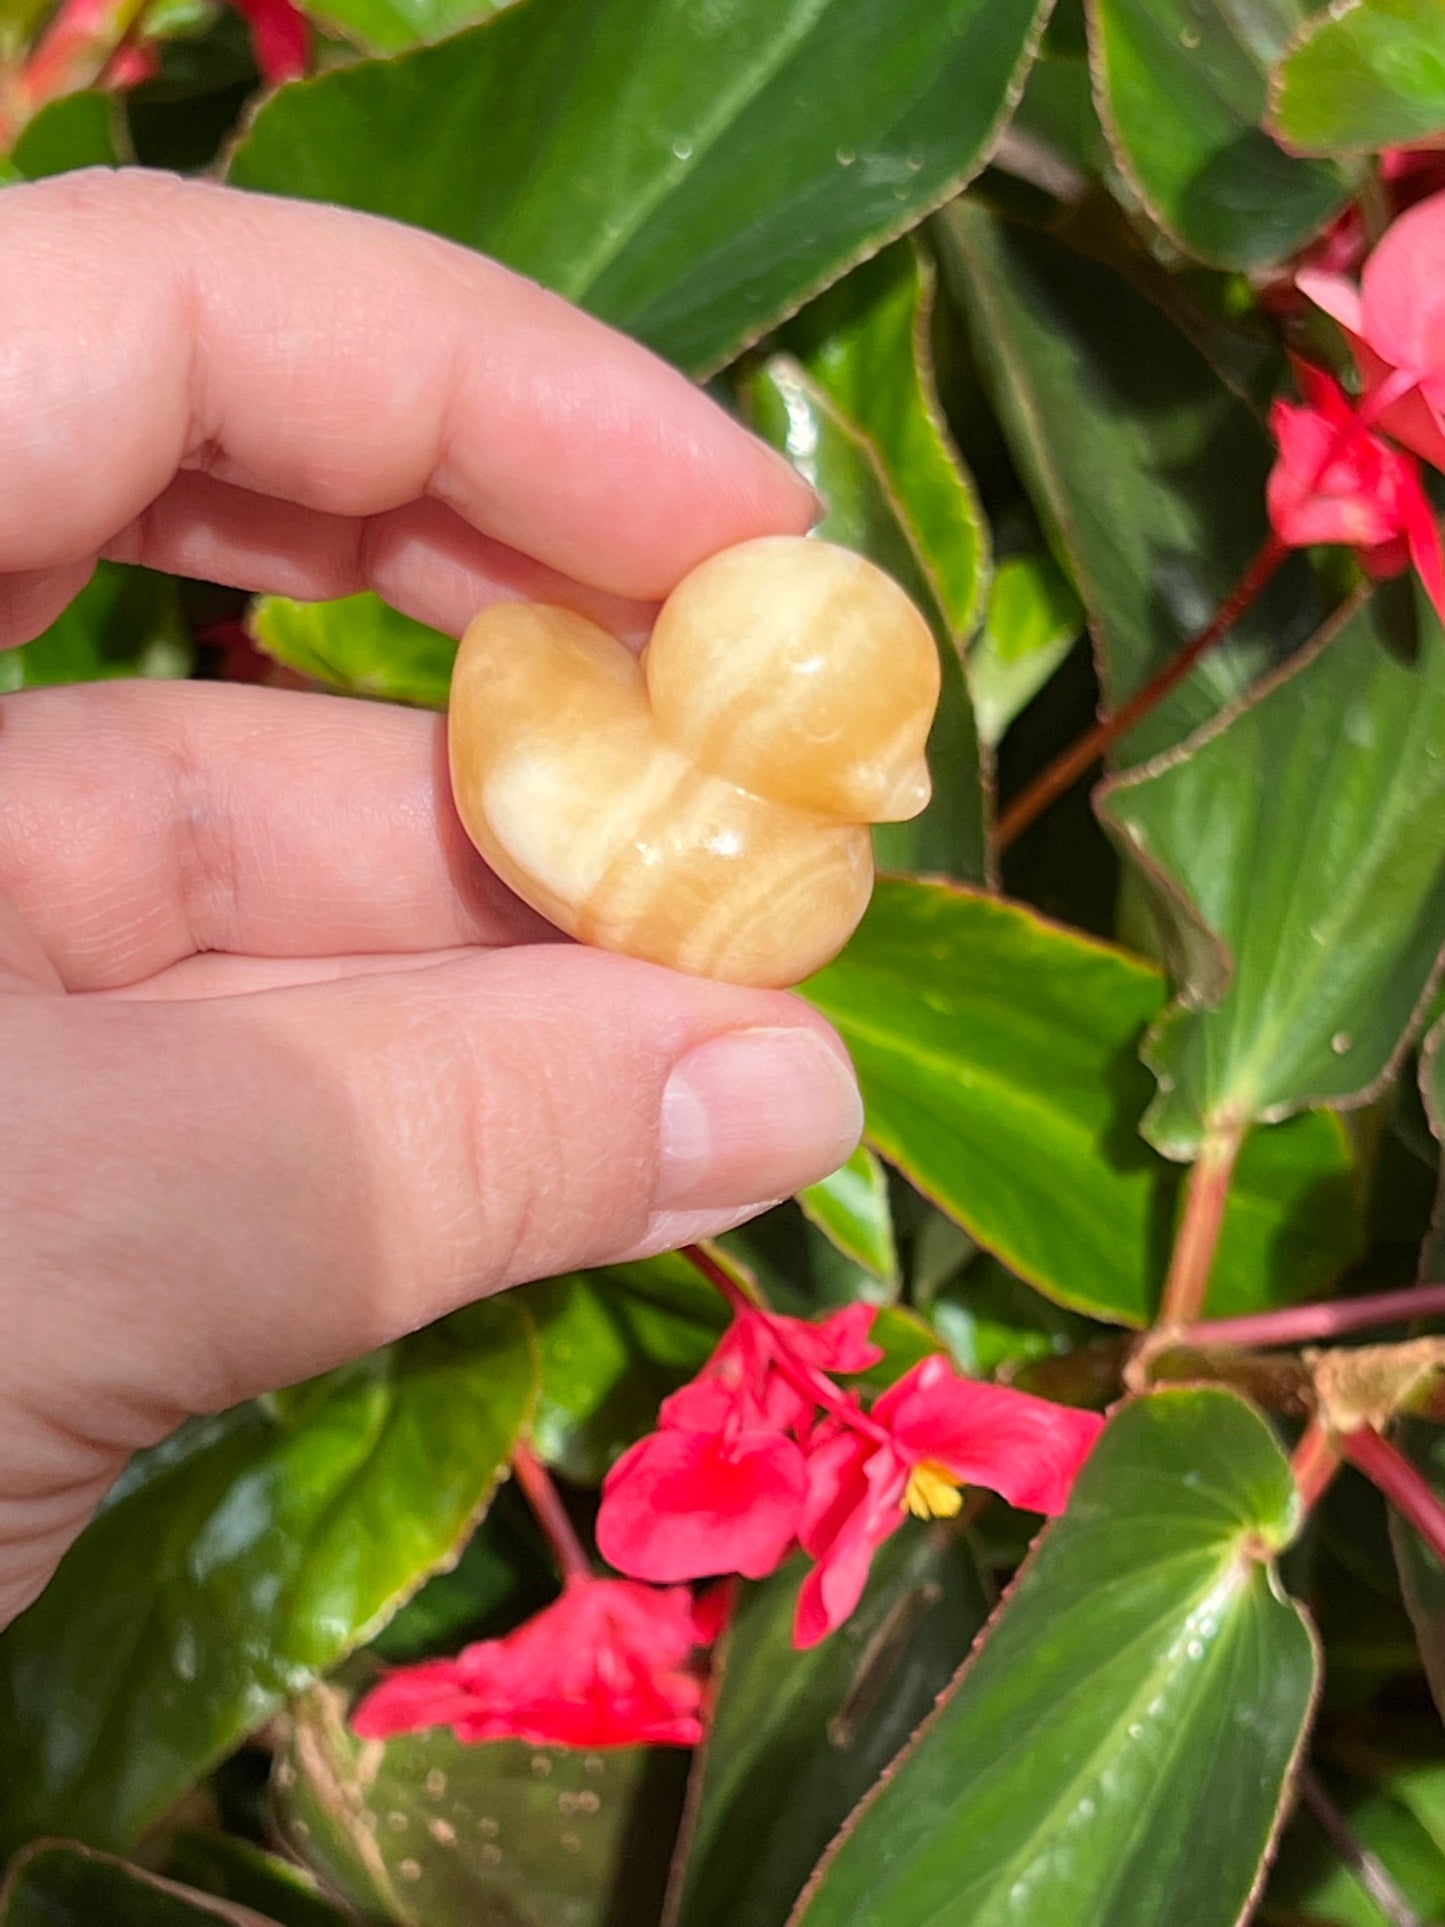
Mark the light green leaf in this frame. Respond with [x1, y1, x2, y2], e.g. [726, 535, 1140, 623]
[670, 1529, 991, 1927]
[249, 591, 455, 707]
[273, 1681, 683, 1927]
[1270, 0, 1445, 154]
[0, 1301, 537, 1854]
[0, 562, 192, 690]
[1103, 584, 1445, 1157]
[0, 1844, 276, 1926]
[228, 0, 1054, 376]
[798, 1145, 899, 1286]
[792, 1389, 1318, 1927]
[784, 239, 988, 639]
[936, 200, 1318, 766]
[970, 548, 1083, 748]
[1090, 0, 1352, 268]
[741, 355, 987, 884]
[803, 876, 1364, 1322]
[307, 0, 498, 55]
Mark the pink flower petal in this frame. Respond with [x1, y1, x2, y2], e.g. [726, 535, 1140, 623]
[597, 1427, 807, 1581]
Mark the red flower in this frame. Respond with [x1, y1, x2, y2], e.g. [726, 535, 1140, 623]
[1266, 366, 1445, 624]
[228, 0, 309, 84]
[351, 1578, 712, 1750]
[794, 1356, 1103, 1648]
[595, 1305, 880, 1583]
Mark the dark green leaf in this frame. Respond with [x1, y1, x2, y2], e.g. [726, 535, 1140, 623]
[669, 1529, 992, 1927]
[1089, 0, 1351, 268]
[521, 1255, 726, 1484]
[929, 1255, 1095, 1379]
[0, 1301, 537, 1854]
[936, 200, 1317, 763]
[0, 563, 192, 691]
[798, 1145, 899, 1287]
[1390, 1418, 1445, 1728]
[803, 876, 1363, 1323]
[165, 1835, 348, 1927]
[273, 1681, 685, 1927]
[741, 355, 987, 884]
[970, 548, 1083, 749]
[10, 89, 125, 175]
[228, 0, 1053, 376]
[0, 1843, 274, 1926]
[792, 1389, 1318, 1927]
[783, 239, 988, 639]
[249, 592, 455, 708]
[1103, 585, 1445, 1157]
[1270, 0, 1445, 154]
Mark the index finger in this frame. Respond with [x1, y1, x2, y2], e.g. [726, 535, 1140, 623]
[0, 169, 815, 598]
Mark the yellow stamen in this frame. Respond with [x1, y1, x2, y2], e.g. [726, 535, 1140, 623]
[902, 1460, 964, 1521]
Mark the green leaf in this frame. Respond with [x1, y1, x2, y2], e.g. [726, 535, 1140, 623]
[970, 548, 1084, 749]
[227, 0, 1054, 376]
[1389, 1415, 1445, 1727]
[669, 1529, 992, 1927]
[0, 1301, 538, 1855]
[784, 239, 988, 639]
[521, 1255, 726, 1484]
[797, 1145, 899, 1287]
[10, 89, 125, 176]
[249, 591, 456, 708]
[307, 0, 497, 55]
[803, 875, 1363, 1323]
[165, 1836, 348, 1927]
[1268, 1766, 1445, 1927]
[0, 1844, 273, 1927]
[792, 1389, 1318, 1927]
[928, 1255, 1095, 1380]
[0, 563, 193, 691]
[273, 1681, 685, 1927]
[1089, 0, 1352, 268]
[936, 200, 1318, 764]
[1103, 584, 1445, 1157]
[1270, 0, 1445, 154]
[741, 355, 987, 884]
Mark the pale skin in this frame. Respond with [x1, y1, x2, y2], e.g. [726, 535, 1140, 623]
[0, 169, 864, 1630]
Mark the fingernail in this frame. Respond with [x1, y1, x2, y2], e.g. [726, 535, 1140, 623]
[657, 1027, 863, 1212]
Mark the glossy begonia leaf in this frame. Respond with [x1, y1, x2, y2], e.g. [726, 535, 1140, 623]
[669, 1529, 991, 1927]
[936, 201, 1318, 765]
[742, 356, 987, 885]
[969, 548, 1084, 749]
[521, 1256, 727, 1485]
[272, 1681, 683, 1927]
[9, 90, 125, 175]
[792, 1389, 1317, 1927]
[0, 1844, 277, 1926]
[306, 0, 496, 55]
[249, 591, 456, 708]
[226, 0, 1051, 377]
[0, 1301, 537, 1855]
[1269, 0, 1445, 153]
[1089, 0, 1351, 269]
[798, 1145, 899, 1286]
[783, 239, 988, 640]
[1103, 584, 1445, 1158]
[0, 562, 192, 691]
[803, 876, 1363, 1323]
[164, 1836, 348, 1927]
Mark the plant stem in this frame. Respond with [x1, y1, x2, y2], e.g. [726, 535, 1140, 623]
[680, 1241, 755, 1319]
[511, 1440, 593, 1588]
[1290, 1415, 1343, 1515]
[1340, 1425, 1445, 1568]
[996, 536, 1286, 849]
[1173, 1282, 1445, 1353]
[1298, 1768, 1421, 1927]
[1155, 1125, 1245, 1331]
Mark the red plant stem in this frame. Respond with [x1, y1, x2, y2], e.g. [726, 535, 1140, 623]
[1155, 1126, 1245, 1331]
[1173, 1282, 1445, 1353]
[1341, 1425, 1445, 1568]
[680, 1243, 892, 1446]
[511, 1440, 593, 1588]
[1290, 1415, 1343, 1515]
[996, 535, 1286, 849]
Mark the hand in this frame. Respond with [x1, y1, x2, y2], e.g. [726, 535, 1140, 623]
[0, 169, 863, 1628]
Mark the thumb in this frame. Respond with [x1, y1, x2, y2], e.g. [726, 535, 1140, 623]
[4, 943, 859, 1488]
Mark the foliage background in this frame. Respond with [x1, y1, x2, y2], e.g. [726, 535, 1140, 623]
[7, 0, 1445, 1921]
